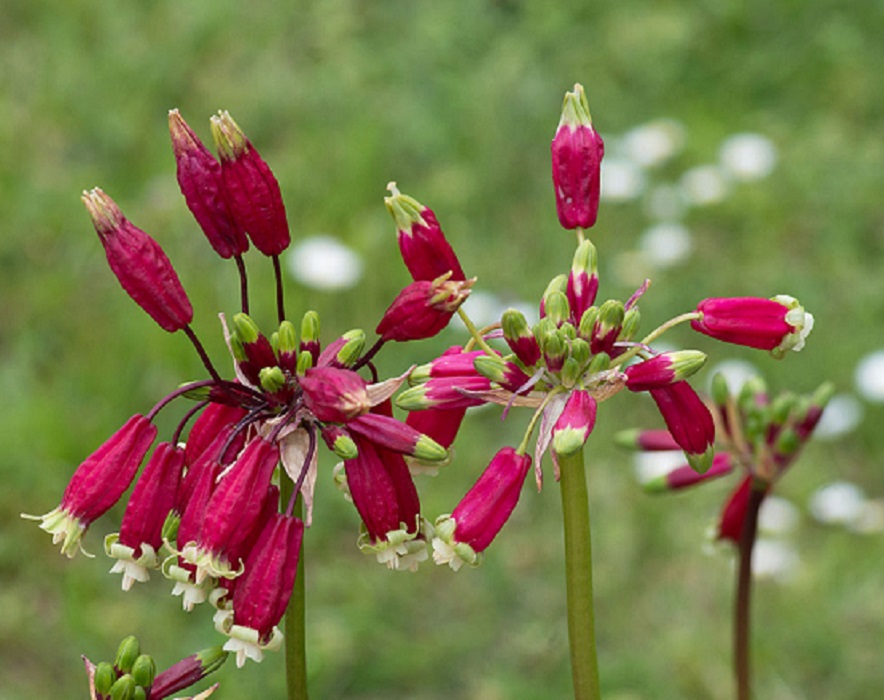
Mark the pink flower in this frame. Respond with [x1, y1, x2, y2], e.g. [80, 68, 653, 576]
[28, 414, 157, 557]
[300, 366, 371, 423]
[551, 83, 604, 230]
[432, 447, 532, 570]
[624, 350, 707, 392]
[691, 296, 813, 358]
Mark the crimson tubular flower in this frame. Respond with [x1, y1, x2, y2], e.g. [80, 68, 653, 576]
[28, 109, 464, 667]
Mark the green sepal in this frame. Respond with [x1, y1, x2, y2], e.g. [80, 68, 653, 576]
[577, 306, 599, 340]
[331, 434, 358, 461]
[336, 329, 366, 367]
[232, 312, 261, 345]
[131, 654, 156, 689]
[570, 337, 590, 366]
[686, 446, 715, 474]
[561, 357, 582, 388]
[586, 352, 610, 374]
[613, 428, 641, 450]
[259, 366, 286, 393]
[110, 674, 136, 700]
[300, 310, 320, 345]
[544, 291, 570, 327]
[277, 320, 298, 354]
[620, 307, 641, 342]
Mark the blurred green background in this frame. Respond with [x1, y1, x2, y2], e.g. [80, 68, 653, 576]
[2, 1, 883, 698]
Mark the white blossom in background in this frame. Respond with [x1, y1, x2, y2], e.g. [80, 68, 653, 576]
[639, 222, 692, 268]
[809, 481, 867, 526]
[621, 119, 686, 169]
[633, 450, 686, 485]
[813, 393, 863, 439]
[719, 133, 777, 181]
[680, 165, 730, 206]
[752, 539, 800, 582]
[600, 156, 646, 201]
[758, 496, 800, 536]
[645, 183, 688, 221]
[286, 235, 363, 290]
[854, 349, 884, 402]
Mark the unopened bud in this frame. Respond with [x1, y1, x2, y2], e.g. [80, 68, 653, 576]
[130, 654, 156, 689]
[94, 662, 117, 696]
[115, 636, 140, 675]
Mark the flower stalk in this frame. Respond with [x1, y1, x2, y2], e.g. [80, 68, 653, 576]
[281, 477, 308, 700]
[558, 447, 600, 700]
[735, 483, 766, 700]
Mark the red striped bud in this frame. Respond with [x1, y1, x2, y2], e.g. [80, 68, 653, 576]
[624, 350, 707, 392]
[300, 367, 370, 423]
[552, 390, 598, 458]
[376, 274, 474, 342]
[648, 381, 716, 473]
[567, 239, 599, 323]
[643, 453, 734, 493]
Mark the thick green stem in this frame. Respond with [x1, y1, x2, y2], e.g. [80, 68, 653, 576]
[735, 485, 766, 700]
[281, 479, 308, 699]
[558, 448, 601, 700]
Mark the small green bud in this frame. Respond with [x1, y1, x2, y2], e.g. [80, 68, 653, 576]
[502, 308, 531, 341]
[133, 687, 147, 700]
[196, 646, 230, 676]
[544, 291, 570, 327]
[577, 306, 599, 340]
[115, 637, 140, 675]
[161, 510, 180, 544]
[810, 381, 835, 409]
[570, 337, 590, 366]
[596, 299, 625, 333]
[296, 348, 314, 373]
[232, 312, 262, 345]
[775, 426, 801, 456]
[94, 662, 117, 696]
[336, 329, 366, 367]
[586, 352, 610, 374]
[770, 391, 796, 425]
[561, 357, 582, 388]
[571, 238, 598, 277]
[300, 309, 320, 344]
[331, 433, 358, 460]
[131, 654, 156, 689]
[259, 366, 286, 393]
[110, 674, 136, 700]
[619, 307, 641, 342]
[543, 331, 567, 369]
[534, 317, 557, 349]
[277, 320, 298, 354]
[710, 373, 730, 408]
[559, 321, 576, 341]
[179, 383, 212, 401]
[228, 333, 247, 362]
[541, 274, 568, 306]
[738, 376, 767, 411]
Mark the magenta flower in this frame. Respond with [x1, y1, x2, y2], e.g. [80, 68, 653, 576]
[691, 295, 813, 358]
[433, 447, 533, 570]
[376, 274, 475, 342]
[551, 83, 604, 230]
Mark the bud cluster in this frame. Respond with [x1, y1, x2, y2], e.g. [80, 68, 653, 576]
[83, 636, 227, 700]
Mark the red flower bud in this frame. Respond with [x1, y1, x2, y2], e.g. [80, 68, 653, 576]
[300, 366, 371, 423]
[718, 475, 753, 544]
[551, 84, 604, 230]
[648, 381, 716, 473]
[168, 109, 248, 258]
[384, 184, 465, 281]
[82, 188, 193, 332]
[211, 111, 290, 256]
[376, 275, 474, 342]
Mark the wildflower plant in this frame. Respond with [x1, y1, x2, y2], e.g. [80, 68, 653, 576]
[25, 109, 465, 697]
[390, 83, 814, 699]
[618, 376, 832, 700]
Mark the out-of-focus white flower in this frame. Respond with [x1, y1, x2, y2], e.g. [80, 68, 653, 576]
[854, 350, 884, 402]
[758, 496, 800, 536]
[752, 539, 800, 582]
[639, 222, 692, 268]
[813, 394, 863, 440]
[680, 165, 730, 205]
[286, 235, 363, 290]
[621, 119, 686, 169]
[645, 183, 687, 221]
[633, 450, 685, 485]
[719, 133, 777, 181]
[809, 481, 867, 526]
[600, 157, 646, 201]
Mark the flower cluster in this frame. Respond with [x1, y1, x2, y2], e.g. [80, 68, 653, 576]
[27, 110, 470, 668]
[620, 375, 833, 544]
[390, 83, 815, 572]
[83, 635, 227, 700]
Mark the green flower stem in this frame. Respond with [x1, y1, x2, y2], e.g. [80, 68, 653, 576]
[281, 478, 308, 700]
[735, 483, 766, 700]
[612, 311, 702, 368]
[558, 447, 601, 700]
[457, 307, 499, 357]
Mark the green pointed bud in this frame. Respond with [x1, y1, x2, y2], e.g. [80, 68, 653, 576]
[331, 434, 358, 460]
[228, 332, 247, 362]
[810, 381, 835, 409]
[161, 509, 180, 544]
[502, 308, 531, 340]
[94, 662, 118, 696]
[544, 291, 570, 327]
[586, 352, 610, 374]
[277, 320, 298, 354]
[641, 474, 671, 494]
[534, 317, 557, 350]
[473, 354, 509, 383]
[572, 238, 598, 276]
[259, 365, 286, 393]
[110, 674, 136, 700]
[620, 307, 641, 342]
[542, 273, 568, 305]
[232, 312, 261, 344]
[770, 391, 796, 426]
[596, 299, 625, 332]
[775, 426, 801, 456]
[300, 310, 320, 344]
[133, 687, 146, 700]
[336, 329, 366, 367]
[613, 428, 642, 451]
[196, 646, 230, 676]
[115, 637, 140, 674]
[571, 337, 590, 366]
[738, 376, 767, 412]
[687, 445, 715, 474]
[559, 321, 576, 341]
[543, 330, 567, 369]
[131, 654, 156, 689]
[711, 373, 731, 408]
[577, 306, 599, 340]
[270, 330, 279, 354]
[413, 435, 449, 462]
[296, 348, 314, 373]
[667, 350, 708, 382]
[561, 357, 582, 388]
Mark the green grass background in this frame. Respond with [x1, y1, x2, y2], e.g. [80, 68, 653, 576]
[2, 1, 883, 698]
